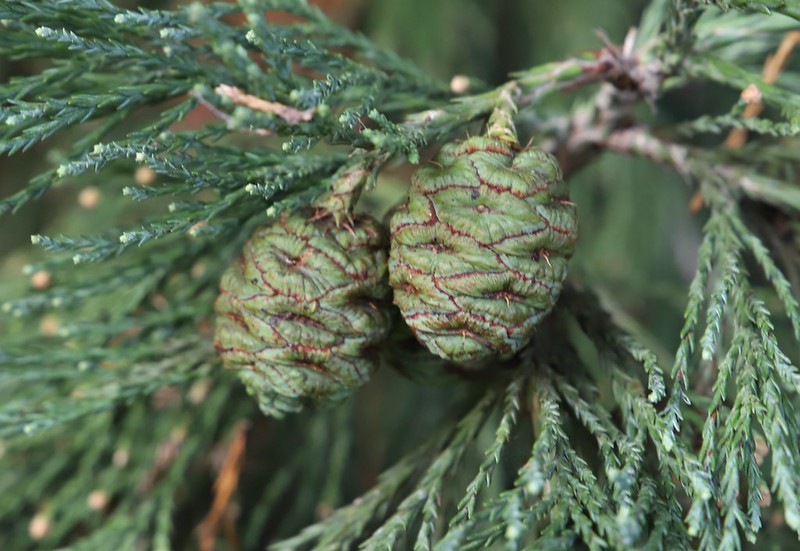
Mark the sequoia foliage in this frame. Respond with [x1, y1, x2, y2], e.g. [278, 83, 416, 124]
[3, 1, 800, 550]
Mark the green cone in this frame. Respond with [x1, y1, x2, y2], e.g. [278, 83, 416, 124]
[389, 136, 578, 365]
[214, 211, 391, 416]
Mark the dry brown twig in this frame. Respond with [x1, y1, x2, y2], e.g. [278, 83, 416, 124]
[197, 420, 250, 551]
[215, 84, 316, 124]
[689, 31, 800, 213]
[189, 89, 271, 137]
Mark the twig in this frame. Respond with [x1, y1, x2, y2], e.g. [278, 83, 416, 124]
[543, 82, 641, 180]
[689, 31, 800, 213]
[603, 127, 692, 177]
[601, 126, 799, 213]
[726, 31, 800, 149]
[215, 84, 316, 124]
[189, 89, 271, 137]
[197, 421, 250, 551]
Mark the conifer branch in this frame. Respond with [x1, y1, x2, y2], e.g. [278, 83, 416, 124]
[3, 1, 800, 549]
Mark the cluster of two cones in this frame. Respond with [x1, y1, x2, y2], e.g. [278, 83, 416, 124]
[214, 93, 578, 416]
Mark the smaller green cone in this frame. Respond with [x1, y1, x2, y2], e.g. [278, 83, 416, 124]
[214, 210, 391, 417]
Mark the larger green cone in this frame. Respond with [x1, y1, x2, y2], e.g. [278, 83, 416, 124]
[389, 136, 578, 365]
[214, 211, 391, 416]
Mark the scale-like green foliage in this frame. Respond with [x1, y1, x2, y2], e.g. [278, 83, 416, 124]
[2, 1, 800, 550]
